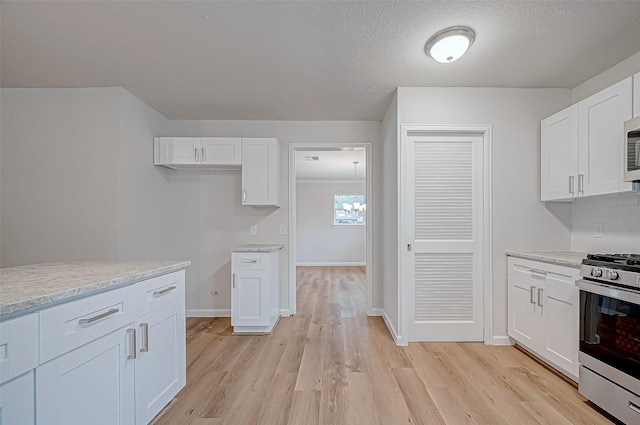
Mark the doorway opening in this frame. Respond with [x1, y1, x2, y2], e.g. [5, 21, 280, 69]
[288, 143, 373, 316]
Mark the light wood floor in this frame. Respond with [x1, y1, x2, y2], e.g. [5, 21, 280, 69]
[153, 266, 618, 425]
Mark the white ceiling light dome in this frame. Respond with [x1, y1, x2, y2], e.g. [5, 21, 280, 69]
[425, 26, 475, 64]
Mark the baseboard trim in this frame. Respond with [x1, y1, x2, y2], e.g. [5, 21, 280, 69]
[380, 309, 407, 346]
[186, 309, 230, 317]
[279, 309, 292, 317]
[369, 308, 383, 316]
[296, 262, 366, 267]
[492, 335, 515, 346]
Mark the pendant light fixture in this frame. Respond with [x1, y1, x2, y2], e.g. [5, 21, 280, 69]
[342, 161, 365, 215]
[425, 26, 475, 63]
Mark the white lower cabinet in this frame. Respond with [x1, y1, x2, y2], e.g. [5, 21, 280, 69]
[508, 257, 580, 380]
[0, 371, 35, 425]
[33, 270, 186, 425]
[231, 250, 280, 333]
[36, 326, 136, 425]
[135, 300, 185, 424]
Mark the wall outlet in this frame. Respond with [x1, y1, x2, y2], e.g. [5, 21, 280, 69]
[250, 224, 257, 236]
[279, 224, 287, 235]
[593, 222, 604, 238]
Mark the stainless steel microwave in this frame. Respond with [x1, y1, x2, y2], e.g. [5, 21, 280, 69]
[625, 116, 640, 182]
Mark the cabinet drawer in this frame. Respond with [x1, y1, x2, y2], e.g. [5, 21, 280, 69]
[232, 253, 271, 271]
[39, 284, 136, 363]
[135, 271, 185, 316]
[0, 313, 38, 385]
[508, 257, 579, 289]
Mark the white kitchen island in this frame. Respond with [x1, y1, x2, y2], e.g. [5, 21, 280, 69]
[0, 260, 190, 425]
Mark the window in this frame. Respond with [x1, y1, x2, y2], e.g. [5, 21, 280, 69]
[334, 194, 366, 225]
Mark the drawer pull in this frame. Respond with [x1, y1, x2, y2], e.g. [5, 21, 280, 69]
[240, 259, 259, 264]
[629, 401, 640, 415]
[140, 323, 149, 353]
[78, 308, 119, 325]
[537, 288, 544, 307]
[529, 269, 547, 278]
[127, 328, 137, 360]
[153, 286, 177, 296]
[233, 273, 236, 288]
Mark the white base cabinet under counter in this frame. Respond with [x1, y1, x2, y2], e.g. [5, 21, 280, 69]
[507, 254, 582, 381]
[231, 244, 283, 333]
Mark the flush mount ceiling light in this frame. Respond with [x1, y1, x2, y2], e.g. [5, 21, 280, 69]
[425, 26, 475, 63]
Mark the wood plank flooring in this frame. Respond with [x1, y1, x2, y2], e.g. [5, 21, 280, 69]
[153, 266, 619, 425]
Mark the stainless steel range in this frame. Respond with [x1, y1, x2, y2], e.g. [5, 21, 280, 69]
[578, 254, 640, 424]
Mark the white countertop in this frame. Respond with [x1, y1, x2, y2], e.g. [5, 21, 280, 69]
[505, 250, 587, 268]
[232, 244, 284, 253]
[0, 260, 190, 318]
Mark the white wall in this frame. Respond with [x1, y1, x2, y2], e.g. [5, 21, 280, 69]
[1, 88, 122, 266]
[394, 87, 573, 343]
[296, 181, 366, 265]
[571, 51, 640, 104]
[381, 91, 399, 339]
[164, 120, 382, 315]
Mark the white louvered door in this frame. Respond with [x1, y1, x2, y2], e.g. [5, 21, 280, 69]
[404, 131, 484, 342]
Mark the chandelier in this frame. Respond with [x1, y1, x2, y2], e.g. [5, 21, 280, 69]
[342, 161, 366, 215]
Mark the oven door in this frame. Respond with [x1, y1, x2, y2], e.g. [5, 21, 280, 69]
[578, 279, 640, 381]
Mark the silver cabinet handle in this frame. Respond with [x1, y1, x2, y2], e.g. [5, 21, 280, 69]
[153, 285, 176, 296]
[195, 147, 199, 162]
[127, 328, 137, 360]
[578, 173, 584, 193]
[201, 147, 206, 162]
[140, 323, 149, 353]
[79, 308, 119, 325]
[530, 286, 536, 304]
[537, 288, 544, 307]
[529, 269, 547, 278]
[232, 273, 236, 288]
[242, 189, 247, 203]
[240, 259, 259, 264]
[629, 401, 640, 415]
[569, 175, 575, 195]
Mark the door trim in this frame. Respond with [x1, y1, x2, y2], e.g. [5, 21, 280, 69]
[399, 125, 493, 344]
[288, 143, 373, 316]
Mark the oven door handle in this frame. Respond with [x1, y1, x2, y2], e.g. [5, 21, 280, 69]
[577, 279, 640, 305]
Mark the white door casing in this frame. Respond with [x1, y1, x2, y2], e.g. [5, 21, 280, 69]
[401, 125, 492, 343]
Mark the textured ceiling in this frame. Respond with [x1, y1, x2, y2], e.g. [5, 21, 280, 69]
[3, 1, 640, 121]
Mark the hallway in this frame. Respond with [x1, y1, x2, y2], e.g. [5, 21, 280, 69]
[153, 266, 615, 425]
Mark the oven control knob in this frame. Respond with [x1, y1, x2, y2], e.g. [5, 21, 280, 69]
[590, 268, 603, 278]
[606, 270, 619, 280]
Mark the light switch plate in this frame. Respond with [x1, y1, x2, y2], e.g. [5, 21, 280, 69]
[250, 225, 257, 236]
[593, 222, 604, 238]
[279, 224, 287, 235]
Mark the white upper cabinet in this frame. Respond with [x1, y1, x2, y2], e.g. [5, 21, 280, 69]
[154, 137, 241, 169]
[578, 77, 633, 197]
[541, 77, 633, 201]
[634, 72, 640, 118]
[541, 105, 579, 201]
[241, 138, 281, 207]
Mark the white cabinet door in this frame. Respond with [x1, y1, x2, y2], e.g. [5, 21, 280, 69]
[241, 138, 280, 207]
[37, 326, 136, 425]
[508, 276, 538, 347]
[154, 137, 200, 165]
[578, 77, 633, 197]
[537, 283, 579, 378]
[541, 105, 579, 201]
[201, 137, 242, 166]
[232, 270, 269, 327]
[135, 300, 185, 425]
[0, 371, 35, 425]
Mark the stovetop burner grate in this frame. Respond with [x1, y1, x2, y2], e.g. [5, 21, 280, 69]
[586, 253, 640, 266]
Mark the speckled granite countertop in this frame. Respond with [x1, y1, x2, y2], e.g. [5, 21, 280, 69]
[232, 244, 284, 253]
[505, 251, 588, 268]
[0, 261, 190, 318]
